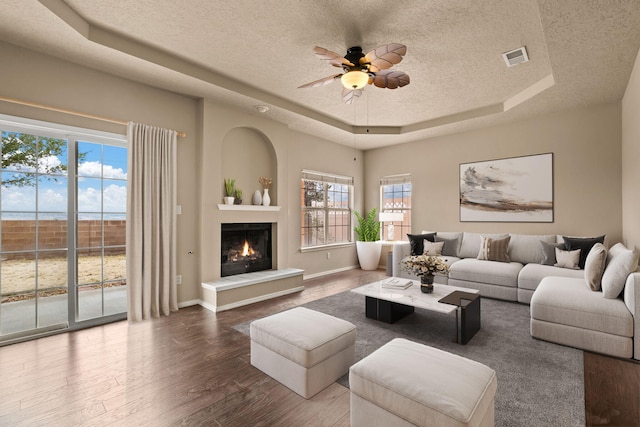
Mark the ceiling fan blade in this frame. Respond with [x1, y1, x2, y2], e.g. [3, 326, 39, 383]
[362, 43, 407, 73]
[313, 46, 354, 67]
[371, 70, 410, 89]
[342, 88, 363, 104]
[298, 74, 342, 89]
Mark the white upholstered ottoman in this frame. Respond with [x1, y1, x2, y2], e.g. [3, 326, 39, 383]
[349, 338, 497, 427]
[250, 307, 356, 399]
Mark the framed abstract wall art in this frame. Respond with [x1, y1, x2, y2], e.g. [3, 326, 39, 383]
[459, 153, 553, 222]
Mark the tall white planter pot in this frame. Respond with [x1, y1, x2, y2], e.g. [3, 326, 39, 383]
[356, 241, 382, 271]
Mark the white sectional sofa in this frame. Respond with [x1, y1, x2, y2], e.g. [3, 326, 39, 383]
[391, 231, 586, 303]
[391, 231, 640, 360]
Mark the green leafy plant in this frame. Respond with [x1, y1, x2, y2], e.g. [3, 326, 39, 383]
[354, 208, 381, 242]
[224, 178, 235, 197]
[234, 188, 243, 199]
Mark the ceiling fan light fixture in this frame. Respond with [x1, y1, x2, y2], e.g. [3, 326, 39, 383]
[341, 70, 369, 90]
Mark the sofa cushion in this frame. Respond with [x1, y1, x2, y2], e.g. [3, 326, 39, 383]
[458, 232, 509, 259]
[428, 231, 463, 257]
[562, 235, 605, 269]
[518, 263, 584, 292]
[449, 258, 522, 287]
[407, 233, 436, 256]
[508, 234, 556, 265]
[555, 248, 581, 269]
[601, 244, 639, 299]
[477, 235, 511, 262]
[423, 240, 444, 256]
[584, 243, 607, 291]
[531, 277, 633, 337]
[540, 241, 566, 265]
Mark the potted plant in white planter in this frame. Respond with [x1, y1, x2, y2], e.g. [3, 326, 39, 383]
[224, 178, 235, 204]
[354, 208, 382, 270]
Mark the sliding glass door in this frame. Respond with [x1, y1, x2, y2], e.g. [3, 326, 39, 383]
[0, 116, 127, 343]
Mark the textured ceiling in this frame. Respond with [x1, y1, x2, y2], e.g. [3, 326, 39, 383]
[0, 0, 639, 149]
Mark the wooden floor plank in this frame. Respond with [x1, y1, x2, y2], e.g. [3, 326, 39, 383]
[0, 268, 638, 425]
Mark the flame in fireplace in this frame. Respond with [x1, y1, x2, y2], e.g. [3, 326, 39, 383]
[241, 240, 255, 257]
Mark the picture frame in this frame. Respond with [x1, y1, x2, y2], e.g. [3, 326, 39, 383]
[459, 153, 553, 222]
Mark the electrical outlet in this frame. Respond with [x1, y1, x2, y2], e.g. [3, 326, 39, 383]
[176, 274, 182, 285]
[327, 252, 331, 259]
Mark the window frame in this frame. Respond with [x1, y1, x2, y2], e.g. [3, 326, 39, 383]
[300, 170, 354, 251]
[380, 174, 412, 241]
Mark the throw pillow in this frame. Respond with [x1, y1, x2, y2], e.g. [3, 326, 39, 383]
[459, 232, 509, 259]
[423, 240, 445, 256]
[407, 233, 437, 256]
[583, 243, 607, 291]
[563, 235, 605, 269]
[540, 241, 566, 265]
[477, 236, 511, 262]
[601, 247, 639, 299]
[431, 231, 463, 257]
[554, 248, 581, 269]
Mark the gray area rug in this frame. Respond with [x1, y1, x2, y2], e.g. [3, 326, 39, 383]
[235, 289, 584, 426]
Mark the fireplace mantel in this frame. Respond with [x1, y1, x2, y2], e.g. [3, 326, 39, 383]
[217, 204, 281, 212]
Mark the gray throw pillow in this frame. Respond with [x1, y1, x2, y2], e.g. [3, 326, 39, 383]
[540, 241, 565, 265]
[435, 234, 462, 257]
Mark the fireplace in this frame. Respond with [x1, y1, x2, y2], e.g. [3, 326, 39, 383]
[221, 223, 272, 277]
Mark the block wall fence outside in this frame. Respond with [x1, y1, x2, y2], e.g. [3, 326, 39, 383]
[1, 220, 126, 259]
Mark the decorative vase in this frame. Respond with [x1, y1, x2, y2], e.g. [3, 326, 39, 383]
[262, 188, 271, 206]
[420, 274, 434, 293]
[356, 241, 382, 271]
[421, 274, 434, 285]
[224, 196, 235, 205]
[252, 190, 262, 205]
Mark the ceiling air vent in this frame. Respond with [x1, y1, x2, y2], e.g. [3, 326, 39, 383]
[502, 47, 529, 67]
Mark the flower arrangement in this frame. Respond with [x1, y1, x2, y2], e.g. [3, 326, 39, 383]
[401, 255, 449, 277]
[259, 176, 272, 189]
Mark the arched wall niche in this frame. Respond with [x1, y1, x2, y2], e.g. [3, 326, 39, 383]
[221, 127, 277, 204]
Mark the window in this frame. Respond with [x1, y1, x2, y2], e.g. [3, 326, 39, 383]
[0, 114, 126, 342]
[380, 174, 412, 241]
[301, 170, 353, 248]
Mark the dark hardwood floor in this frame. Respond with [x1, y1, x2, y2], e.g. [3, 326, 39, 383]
[0, 268, 638, 426]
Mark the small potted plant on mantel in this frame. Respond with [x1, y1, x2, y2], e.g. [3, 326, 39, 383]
[354, 208, 382, 270]
[224, 178, 235, 205]
[234, 188, 243, 205]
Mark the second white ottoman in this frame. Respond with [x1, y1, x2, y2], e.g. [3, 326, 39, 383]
[250, 307, 356, 399]
[350, 338, 497, 427]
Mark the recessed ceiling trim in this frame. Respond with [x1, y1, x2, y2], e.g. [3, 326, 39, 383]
[37, 0, 556, 139]
[503, 74, 555, 111]
[38, 0, 351, 133]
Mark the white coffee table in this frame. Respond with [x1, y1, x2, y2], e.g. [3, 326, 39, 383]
[351, 280, 481, 344]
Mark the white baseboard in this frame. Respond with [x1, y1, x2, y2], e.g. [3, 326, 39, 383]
[178, 299, 201, 308]
[303, 265, 360, 280]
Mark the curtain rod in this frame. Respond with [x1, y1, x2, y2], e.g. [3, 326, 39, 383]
[0, 95, 187, 138]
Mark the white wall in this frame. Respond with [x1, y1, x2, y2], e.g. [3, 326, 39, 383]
[199, 100, 363, 284]
[364, 103, 623, 243]
[622, 48, 640, 253]
[0, 41, 202, 304]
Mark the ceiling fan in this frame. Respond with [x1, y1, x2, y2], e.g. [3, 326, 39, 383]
[298, 44, 410, 104]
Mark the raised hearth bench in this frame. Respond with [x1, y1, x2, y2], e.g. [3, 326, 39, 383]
[201, 268, 304, 313]
[351, 281, 481, 344]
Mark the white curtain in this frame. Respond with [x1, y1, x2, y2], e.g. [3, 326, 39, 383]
[126, 122, 178, 321]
